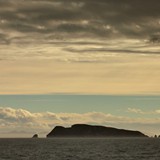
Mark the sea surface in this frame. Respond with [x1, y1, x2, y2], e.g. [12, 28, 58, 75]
[0, 138, 160, 160]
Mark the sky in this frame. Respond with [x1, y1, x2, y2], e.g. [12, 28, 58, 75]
[0, 0, 160, 137]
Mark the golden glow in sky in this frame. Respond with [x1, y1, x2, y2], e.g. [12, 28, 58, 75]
[0, 54, 160, 95]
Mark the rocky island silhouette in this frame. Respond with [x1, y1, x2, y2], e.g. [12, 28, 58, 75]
[47, 124, 147, 138]
[32, 134, 38, 138]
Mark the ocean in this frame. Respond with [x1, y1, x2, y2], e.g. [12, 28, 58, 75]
[0, 138, 160, 160]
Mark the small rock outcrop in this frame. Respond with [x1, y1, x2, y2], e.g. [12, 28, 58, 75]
[32, 134, 38, 138]
[47, 124, 148, 138]
[154, 135, 157, 138]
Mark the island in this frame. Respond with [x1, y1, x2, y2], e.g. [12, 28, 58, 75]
[46, 124, 147, 138]
[32, 134, 38, 138]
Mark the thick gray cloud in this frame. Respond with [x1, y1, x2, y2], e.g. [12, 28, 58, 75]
[0, 0, 160, 60]
[0, 0, 160, 40]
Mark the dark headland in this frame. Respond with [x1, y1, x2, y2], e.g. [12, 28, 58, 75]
[47, 124, 148, 138]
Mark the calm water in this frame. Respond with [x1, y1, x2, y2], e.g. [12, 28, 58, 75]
[0, 138, 160, 160]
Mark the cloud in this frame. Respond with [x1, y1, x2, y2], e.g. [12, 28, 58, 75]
[0, 57, 160, 95]
[0, 1, 160, 95]
[0, 0, 160, 59]
[0, 107, 125, 128]
[64, 46, 160, 55]
[155, 110, 160, 114]
[149, 34, 160, 44]
[0, 33, 10, 44]
[1, 107, 160, 137]
[127, 108, 147, 114]
[0, 0, 159, 38]
[127, 108, 160, 115]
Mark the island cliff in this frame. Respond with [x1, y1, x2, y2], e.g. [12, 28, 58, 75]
[32, 134, 38, 138]
[47, 124, 147, 138]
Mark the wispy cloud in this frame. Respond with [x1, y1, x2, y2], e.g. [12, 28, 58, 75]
[0, 58, 160, 95]
[127, 108, 147, 114]
[127, 108, 160, 115]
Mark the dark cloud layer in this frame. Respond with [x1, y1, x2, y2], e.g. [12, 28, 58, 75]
[65, 47, 160, 55]
[0, 0, 160, 56]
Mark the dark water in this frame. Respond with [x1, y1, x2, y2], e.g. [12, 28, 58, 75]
[0, 138, 160, 160]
